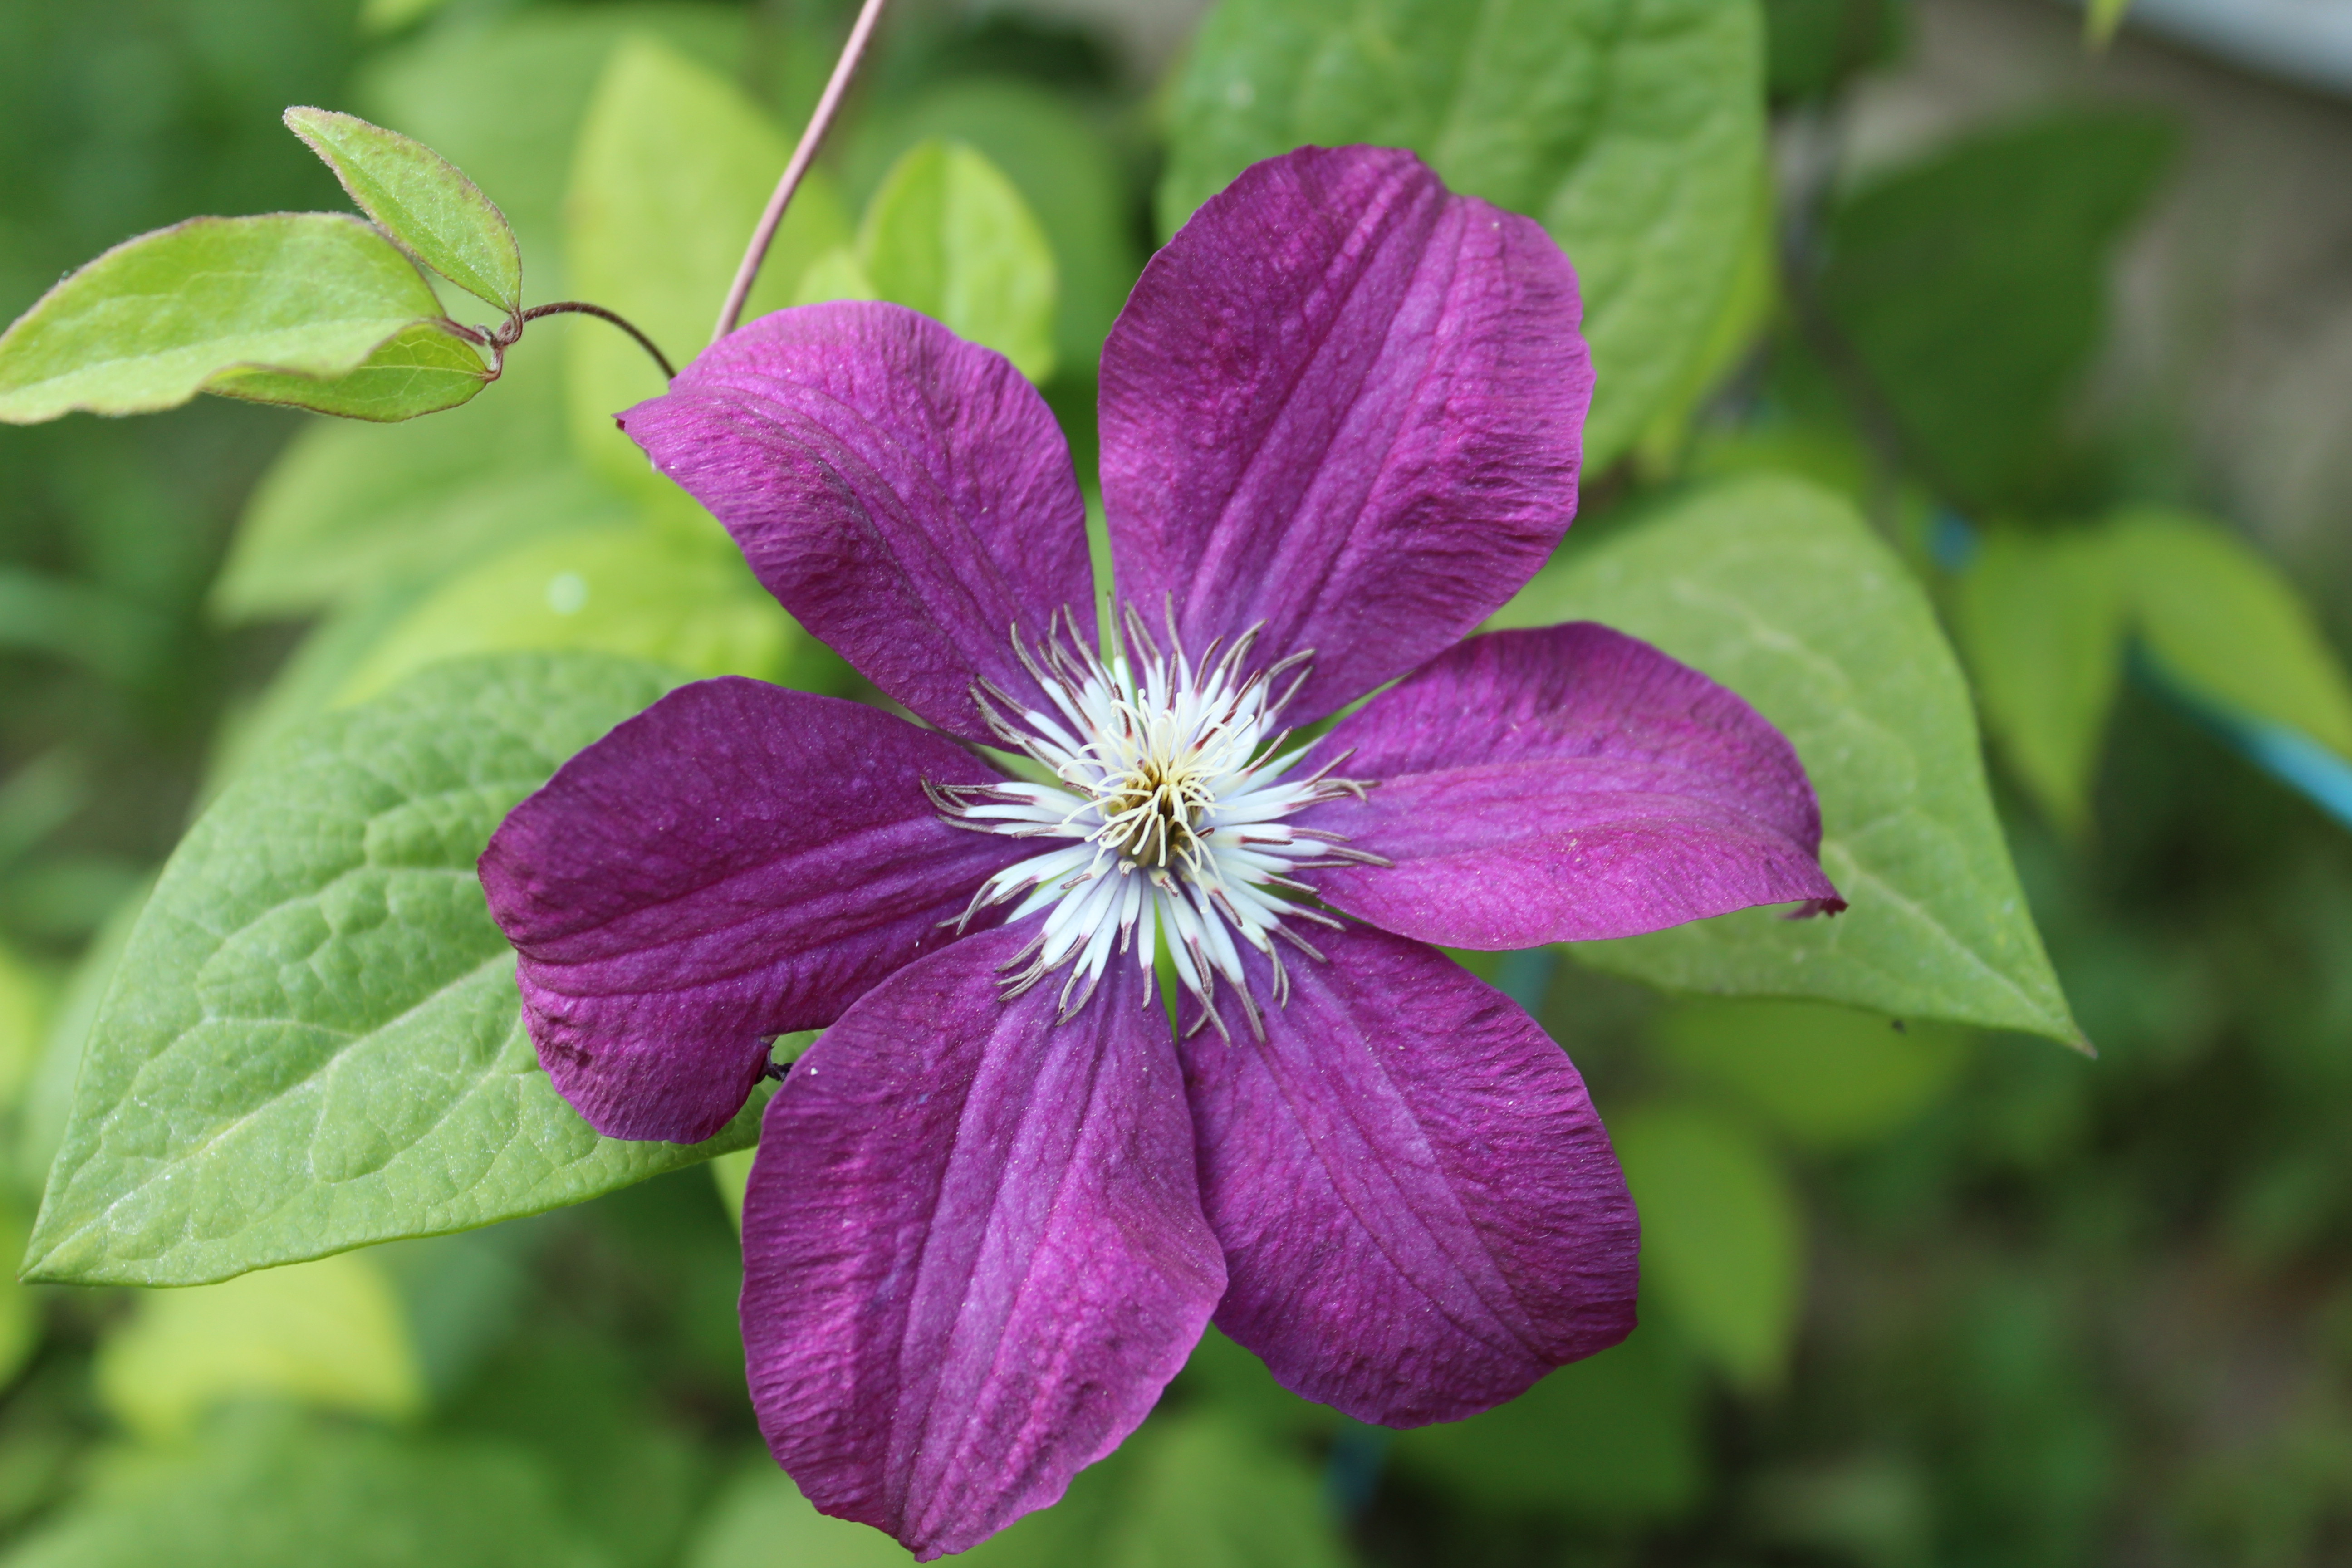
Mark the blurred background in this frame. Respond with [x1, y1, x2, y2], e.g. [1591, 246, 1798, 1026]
[5, 0, 2352, 1562]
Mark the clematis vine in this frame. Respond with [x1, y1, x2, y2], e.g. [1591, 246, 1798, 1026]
[480, 145, 1842, 1558]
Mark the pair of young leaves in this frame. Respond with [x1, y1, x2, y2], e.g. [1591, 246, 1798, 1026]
[0, 109, 523, 426]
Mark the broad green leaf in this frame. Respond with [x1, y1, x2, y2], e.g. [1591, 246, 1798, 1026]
[1951, 526, 2128, 835]
[335, 526, 794, 703]
[213, 348, 615, 621]
[22, 654, 767, 1288]
[360, 0, 457, 35]
[95, 1251, 424, 1440]
[0, 1410, 602, 1568]
[857, 139, 1059, 383]
[1389, 1325, 1703, 1518]
[357, 5, 751, 279]
[0, 1199, 36, 1388]
[1654, 998, 1970, 1149]
[790, 247, 879, 307]
[1159, 0, 1766, 472]
[0, 214, 441, 424]
[1175, 1324, 1343, 1443]
[1496, 474, 2082, 1046]
[285, 108, 524, 314]
[2112, 509, 2352, 759]
[206, 319, 489, 422]
[1764, 0, 1904, 102]
[685, 1458, 917, 1568]
[1634, 163, 1776, 475]
[1612, 1103, 1802, 1390]
[565, 36, 850, 490]
[14, 880, 149, 1197]
[689, 1408, 1353, 1568]
[845, 78, 1143, 373]
[1819, 111, 2176, 509]
[961, 1411, 1353, 1568]
[0, 939, 49, 1115]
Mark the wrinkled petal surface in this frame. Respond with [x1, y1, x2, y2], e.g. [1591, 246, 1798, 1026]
[743, 930, 1224, 1560]
[1181, 922, 1637, 1426]
[1102, 145, 1590, 723]
[1296, 623, 1842, 948]
[621, 304, 1094, 743]
[480, 678, 1029, 1143]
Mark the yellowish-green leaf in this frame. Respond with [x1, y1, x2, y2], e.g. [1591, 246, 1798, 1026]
[0, 1199, 38, 1389]
[0, 939, 50, 1115]
[1613, 1104, 1802, 1391]
[285, 107, 524, 313]
[95, 1251, 425, 1440]
[1951, 525, 2128, 835]
[565, 36, 850, 491]
[335, 525, 794, 703]
[0, 214, 441, 424]
[206, 319, 489, 422]
[2086, 0, 2134, 48]
[790, 246, 880, 306]
[1654, 998, 1970, 1150]
[2112, 508, 2352, 759]
[1498, 474, 2082, 1046]
[857, 139, 1058, 383]
[213, 347, 612, 620]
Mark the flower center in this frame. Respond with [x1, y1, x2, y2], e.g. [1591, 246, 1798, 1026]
[930, 609, 1382, 1035]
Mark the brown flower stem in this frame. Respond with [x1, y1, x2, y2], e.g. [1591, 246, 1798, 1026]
[518, 300, 677, 380]
[710, 0, 890, 345]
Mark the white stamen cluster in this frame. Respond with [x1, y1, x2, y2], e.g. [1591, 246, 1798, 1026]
[929, 610, 1382, 1036]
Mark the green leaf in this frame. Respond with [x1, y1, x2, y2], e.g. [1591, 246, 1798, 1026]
[2112, 508, 2352, 758]
[1612, 1103, 1802, 1390]
[2086, 0, 2133, 48]
[0, 214, 443, 424]
[0, 938, 50, 1117]
[1950, 525, 2128, 835]
[94, 1251, 425, 1440]
[684, 1457, 917, 1568]
[964, 1411, 1355, 1568]
[1818, 111, 2176, 508]
[334, 526, 795, 703]
[789, 247, 879, 307]
[0, 1409, 603, 1568]
[206, 319, 489, 422]
[22, 653, 767, 1288]
[1158, 0, 1767, 473]
[356, 6, 752, 278]
[1495, 473, 2082, 1046]
[213, 348, 617, 621]
[565, 36, 851, 490]
[1389, 1324, 1704, 1519]
[844, 78, 1143, 375]
[0, 1198, 38, 1388]
[856, 139, 1059, 384]
[285, 107, 524, 314]
[1653, 998, 1970, 1149]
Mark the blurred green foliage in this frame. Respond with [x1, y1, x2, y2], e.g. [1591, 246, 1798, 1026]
[6, 0, 2352, 1564]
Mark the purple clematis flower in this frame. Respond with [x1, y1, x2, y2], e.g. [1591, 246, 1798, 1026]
[480, 145, 1842, 1558]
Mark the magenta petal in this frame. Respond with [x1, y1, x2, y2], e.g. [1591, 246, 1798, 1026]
[741, 930, 1224, 1560]
[1295, 623, 1844, 948]
[479, 678, 1030, 1144]
[1101, 145, 1591, 723]
[1182, 923, 1637, 1426]
[620, 304, 1094, 743]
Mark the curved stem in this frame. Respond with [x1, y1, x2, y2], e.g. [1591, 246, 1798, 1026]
[710, 0, 890, 345]
[519, 301, 677, 380]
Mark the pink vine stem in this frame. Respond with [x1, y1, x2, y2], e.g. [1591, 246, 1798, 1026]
[710, 0, 892, 345]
